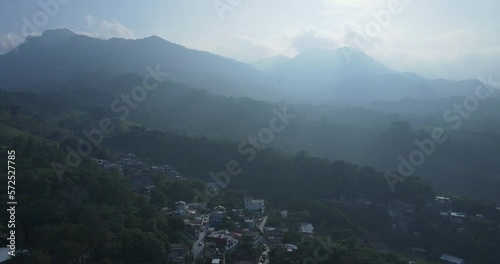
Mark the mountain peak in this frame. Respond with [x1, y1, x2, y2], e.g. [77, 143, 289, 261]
[145, 35, 162, 39]
[14, 28, 77, 53]
[40, 28, 77, 40]
[142, 35, 165, 42]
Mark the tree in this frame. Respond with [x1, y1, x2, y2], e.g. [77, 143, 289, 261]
[10, 104, 20, 117]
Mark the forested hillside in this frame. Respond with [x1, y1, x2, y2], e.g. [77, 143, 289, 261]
[2, 73, 500, 204]
[1, 89, 500, 263]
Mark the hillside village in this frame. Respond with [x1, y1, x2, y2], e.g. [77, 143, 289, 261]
[90, 151, 499, 264]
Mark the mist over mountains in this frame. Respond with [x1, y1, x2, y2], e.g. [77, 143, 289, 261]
[2, 24, 500, 264]
[2, 29, 500, 205]
[0, 29, 274, 100]
[0, 28, 484, 106]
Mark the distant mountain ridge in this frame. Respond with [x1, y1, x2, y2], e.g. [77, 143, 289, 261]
[253, 47, 484, 105]
[0, 28, 484, 105]
[0, 28, 278, 100]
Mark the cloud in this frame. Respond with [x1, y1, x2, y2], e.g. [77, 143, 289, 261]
[362, 29, 500, 80]
[0, 33, 25, 54]
[209, 25, 374, 61]
[280, 24, 384, 56]
[319, 0, 388, 17]
[211, 35, 277, 63]
[83, 15, 96, 27]
[210, 24, 387, 62]
[284, 27, 340, 53]
[81, 15, 135, 39]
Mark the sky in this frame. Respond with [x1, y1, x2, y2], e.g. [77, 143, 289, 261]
[0, 0, 499, 80]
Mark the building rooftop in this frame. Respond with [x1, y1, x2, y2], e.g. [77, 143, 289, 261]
[285, 244, 298, 252]
[450, 212, 466, 218]
[299, 223, 314, 234]
[439, 254, 465, 264]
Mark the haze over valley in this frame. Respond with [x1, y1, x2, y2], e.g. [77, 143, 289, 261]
[1, 1, 500, 263]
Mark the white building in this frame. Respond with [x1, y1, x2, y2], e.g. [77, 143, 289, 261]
[244, 196, 265, 212]
[176, 201, 188, 211]
[205, 230, 240, 253]
[299, 223, 314, 234]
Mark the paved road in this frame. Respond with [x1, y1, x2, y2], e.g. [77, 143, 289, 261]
[259, 215, 268, 232]
[258, 215, 270, 264]
[257, 247, 270, 264]
[191, 215, 208, 263]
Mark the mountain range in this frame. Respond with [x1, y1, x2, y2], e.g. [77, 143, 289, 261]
[0, 28, 484, 105]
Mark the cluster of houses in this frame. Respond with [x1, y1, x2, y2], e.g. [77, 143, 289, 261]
[261, 210, 313, 254]
[167, 244, 189, 264]
[168, 190, 491, 264]
[163, 195, 270, 264]
[201, 198, 269, 263]
[93, 152, 488, 264]
[330, 195, 482, 264]
[434, 196, 486, 225]
[204, 230, 240, 258]
[391, 195, 491, 264]
[92, 153, 486, 264]
[91, 153, 272, 263]
[388, 200, 415, 235]
[92, 152, 184, 196]
[263, 226, 287, 248]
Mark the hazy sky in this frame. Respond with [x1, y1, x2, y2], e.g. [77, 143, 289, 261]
[0, 0, 499, 80]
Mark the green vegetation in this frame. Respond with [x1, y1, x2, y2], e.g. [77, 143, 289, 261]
[0, 85, 500, 263]
[0, 137, 199, 263]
